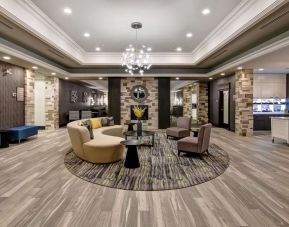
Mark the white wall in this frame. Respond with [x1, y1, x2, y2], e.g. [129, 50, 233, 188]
[34, 79, 45, 126]
[254, 74, 286, 98]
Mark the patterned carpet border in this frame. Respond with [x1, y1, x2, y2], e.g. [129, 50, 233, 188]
[64, 132, 230, 191]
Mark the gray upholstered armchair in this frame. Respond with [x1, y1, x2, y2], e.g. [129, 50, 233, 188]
[177, 123, 212, 156]
[166, 116, 192, 139]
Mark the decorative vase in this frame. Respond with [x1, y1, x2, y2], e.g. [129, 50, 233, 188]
[137, 119, 142, 136]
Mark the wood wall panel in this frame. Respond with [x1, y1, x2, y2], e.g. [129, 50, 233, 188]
[58, 79, 102, 126]
[158, 78, 170, 129]
[208, 75, 235, 131]
[0, 61, 25, 129]
[108, 78, 121, 124]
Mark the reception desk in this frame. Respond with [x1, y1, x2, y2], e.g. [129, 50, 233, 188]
[271, 117, 289, 146]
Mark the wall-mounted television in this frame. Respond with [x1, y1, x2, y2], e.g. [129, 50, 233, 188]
[130, 105, 149, 120]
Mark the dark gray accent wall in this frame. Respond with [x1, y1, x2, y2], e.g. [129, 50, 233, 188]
[0, 61, 25, 129]
[59, 79, 102, 126]
[158, 78, 171, 129]
[209, 75, 236, 131]
[108, 78, 121, 124]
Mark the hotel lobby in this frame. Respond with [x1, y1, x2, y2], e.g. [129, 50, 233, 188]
[0, 0, 289, 226]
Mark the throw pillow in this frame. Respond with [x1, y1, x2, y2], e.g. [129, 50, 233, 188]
[90, 118, 102, 129]
[101, 117, 109, 127]
[82, 120, 94, 139]
[108, 117, 114, 126]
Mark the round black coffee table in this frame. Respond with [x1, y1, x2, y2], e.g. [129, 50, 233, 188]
[124, 130, 155, 147]
[121, 139, 142, 169]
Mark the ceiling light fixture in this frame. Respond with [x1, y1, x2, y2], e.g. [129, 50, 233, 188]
[121, 22, 152, 76]
[176, 77, 180, 80]
[258, 68, 264, 71]
[237, 66, 243, 70]
[209, 77, 213, 80]
[176, 47, 182, 52]
[147, 47, 152, 52]
[95, 47, 101, 52]
[186, 33, 193, 38]
[51, 72, 56, 76]
[84, 33, 90, 38]
[64, 7, 72, 14]
[220, 73, 225, 76]
[202, 8, 211, 15]
[32, 66, 38, 70]
[98, 77, 103, 80]
[3, 56, 11, 60]
[65, 77, 69, 80]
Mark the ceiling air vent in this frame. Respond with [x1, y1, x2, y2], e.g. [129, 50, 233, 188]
[259, 9, 289, 30]
[0, 20, 13, 30]
[211, 49, 227, 60]
[47, 48, 65, 59]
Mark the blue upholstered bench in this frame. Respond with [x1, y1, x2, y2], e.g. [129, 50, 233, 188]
[8, 125, 38, 143]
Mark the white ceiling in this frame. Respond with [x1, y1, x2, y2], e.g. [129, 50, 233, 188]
[30, 0, 240, 53]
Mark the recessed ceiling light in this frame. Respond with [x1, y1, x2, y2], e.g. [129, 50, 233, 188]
[32, 66, 38, 70]
[176, 47, 182, 52]
[64, 7, 72, 14]
[95, 47, 101, 51]
[202, 8, 211, 15]
[51, 72, 56, 76]
[258, 68, 264, 71]
[65, 77, 69, 80]
[84, 33, 90, 38]
[147, 47, 152, 52]
[209, 77, 213, 80]
[176, 77, 180, 80]
[98, 77, 103, 80]
[237, 66, 243, 70]
[3, 56, 11, 60]
[186, 33, 193, 38]
[220, 73, 225, 76]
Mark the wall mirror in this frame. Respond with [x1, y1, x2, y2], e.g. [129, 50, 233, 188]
[130, 85, 149, 103]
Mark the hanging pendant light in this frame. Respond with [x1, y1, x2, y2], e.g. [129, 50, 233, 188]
[121, 22, 152, 75]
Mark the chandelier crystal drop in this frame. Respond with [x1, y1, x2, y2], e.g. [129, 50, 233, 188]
[121, 22, 152, 75]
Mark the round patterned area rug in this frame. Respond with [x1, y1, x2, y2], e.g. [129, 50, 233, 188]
[64, 132, 230, 191]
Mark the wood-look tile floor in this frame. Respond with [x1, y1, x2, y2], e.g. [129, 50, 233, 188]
[0, 128, 289, 227]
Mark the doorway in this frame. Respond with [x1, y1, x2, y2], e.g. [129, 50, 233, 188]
[219, 90, 229, 128]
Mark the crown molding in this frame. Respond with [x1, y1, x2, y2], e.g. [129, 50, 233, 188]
[0, 0, 85, 63]
[83, 52, 195, 65]
[0, 41, 69, 75]
[191, 0, 287, 64]
[0, 0, 287, 66]
[208, 33, 289, 76]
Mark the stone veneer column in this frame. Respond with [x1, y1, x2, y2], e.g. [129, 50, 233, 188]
[24, 70, 35, 125]
[45, 77, 59, 130]
[235, 69, 253, 136]
[197, 82, 208, 125]
[120, 78, 158, 130]
[183, 85, 193, 118]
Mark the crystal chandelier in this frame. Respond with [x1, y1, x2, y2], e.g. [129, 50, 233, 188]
[121, 22, 152, 75]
